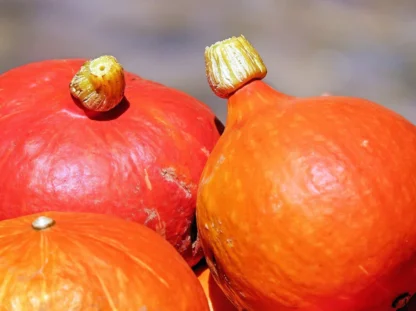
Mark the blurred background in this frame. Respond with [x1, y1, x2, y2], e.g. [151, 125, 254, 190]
[1, 0, 415, 123]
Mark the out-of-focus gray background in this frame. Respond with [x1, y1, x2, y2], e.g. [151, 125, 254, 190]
[1, 0, 416, 123]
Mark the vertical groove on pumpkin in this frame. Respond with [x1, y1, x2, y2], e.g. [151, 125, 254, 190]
[69, 55, 126, 112]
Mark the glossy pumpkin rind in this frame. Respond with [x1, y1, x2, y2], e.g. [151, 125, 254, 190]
[0, 59, 222, 267]
[0, 211, 209, 310]
[196, 36, 416, 311]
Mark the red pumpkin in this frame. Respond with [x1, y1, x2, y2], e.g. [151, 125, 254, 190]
[194, 263, 237, 311]
[197, 35, 416, 311]
[0, 211, 209, 310]
[0, 56, 222, 267]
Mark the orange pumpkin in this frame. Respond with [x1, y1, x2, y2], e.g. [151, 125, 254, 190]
[197, 35, 416, 311]
[0, 211, 209, 310]
[194, 263, 237, 311]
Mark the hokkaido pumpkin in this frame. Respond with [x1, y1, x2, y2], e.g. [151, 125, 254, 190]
[194, 263, 237, 311]
[196, 35, 416, 311]
[0, 211, 209, 310]
[0, 56, 222, 267]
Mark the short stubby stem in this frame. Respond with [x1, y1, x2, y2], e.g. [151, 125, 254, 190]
[205, 35, 292, 128]
[204, 35, 267, 99]
[32, 216, 56, 230]
[70, 55, 126, 112]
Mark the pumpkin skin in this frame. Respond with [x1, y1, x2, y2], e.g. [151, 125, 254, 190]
[0, 211, 209, 310]
[194, 263, 237, 311]
[0, 59, 222, 267]
[197, 36, 416, 311]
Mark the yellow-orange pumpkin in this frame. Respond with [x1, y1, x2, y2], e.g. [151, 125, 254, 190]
[0, 211, 209, 310]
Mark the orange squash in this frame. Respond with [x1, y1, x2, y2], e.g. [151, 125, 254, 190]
[196, 35, 416, 311]
[0, 211, 209, 310]
[194, 263, 237, 311]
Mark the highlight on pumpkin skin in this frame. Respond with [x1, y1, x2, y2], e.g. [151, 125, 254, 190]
[69, 55, 126, 112]
[204, 35, 267, 99]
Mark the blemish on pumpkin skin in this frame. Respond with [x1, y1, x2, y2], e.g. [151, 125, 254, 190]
[155, 221, 166, 238]
[358, 265, 370, 276]
[217, 155, 226, 165]
[160, 167, 194, 198]
[143, 208, 166, 238]
[143, 169, 152, 190]
[201, 146, 210, 157]
[143, 208, 158, 224]
[178, 236, 191, 253]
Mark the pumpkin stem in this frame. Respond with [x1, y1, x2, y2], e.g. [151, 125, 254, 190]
[204, 35, 267, 99]
[69, 55, 126, 112]
[32, 216, 56, 230]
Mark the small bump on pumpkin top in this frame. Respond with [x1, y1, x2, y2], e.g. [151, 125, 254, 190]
[204, 35, 267, 99]
[69, 55, 126, 112]
[32, 216, 56, 230]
